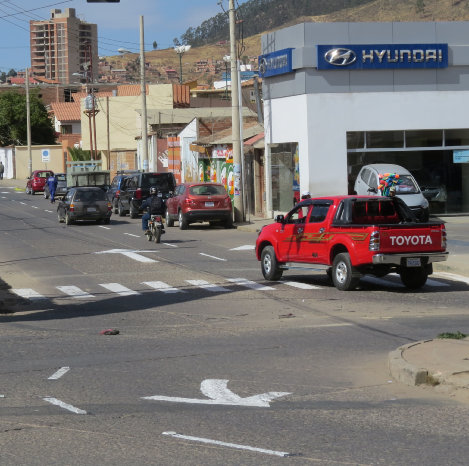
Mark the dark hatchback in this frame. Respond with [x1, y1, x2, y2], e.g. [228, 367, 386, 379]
[57, 187, 112, 225]
[117, 172, 176, 218]
[107, 170, 142, 214]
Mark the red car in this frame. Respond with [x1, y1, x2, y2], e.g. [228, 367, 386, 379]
[165, 182, 233, 229]
[26, 170, 54, 195]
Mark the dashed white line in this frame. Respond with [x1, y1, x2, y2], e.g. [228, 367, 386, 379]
[48, 367, 70, 380]
[31, 206, 39, 209]
[56, 286, 95, 299]
[227, 278, 275, 290]
[44, 209, 53, 213]
[99, 225, 111, 230]
[199, 252, 226, 261]
[19, 201, 26, 205]
[99, 283, 139, 296]
[163, 243, 178, 248]
[186, 279, 229, 292]
[12, 288, 46, 300]
[230, 245, 255, 251]
[43, 397, 86, 415]
[124, 233, 140, 238]
[1, 196, 6, 199]
[162, 432, 290, 457]
[283, 281, 321, 290]
[143, 281, 184, 293]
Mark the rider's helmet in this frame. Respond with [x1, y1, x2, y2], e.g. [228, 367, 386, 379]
[149, 187, 158, 195]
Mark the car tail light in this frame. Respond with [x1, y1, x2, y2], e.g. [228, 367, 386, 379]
[34, 177, 40, 183]
[107, 202, 112, 211]
[135, 188, 142, 199]
[442, 226, 447, 249]
[154, 215, 162, 222]
[69, 204, 75, 212]
[115, 189, 120, 198]
[184, 197, 197, 207]
[369, 231, 380, 251]
[223, 196, 232, 207]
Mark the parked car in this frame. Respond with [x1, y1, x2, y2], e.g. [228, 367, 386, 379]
[117, 172, 176, 218]
[57, 187, 112, 225]
[354, 163, 429, 221]
[107, 170, 142, 214]
[165, 182, 233, 229]
[26, 170, 54, 195]
[44, 173, 67, 199]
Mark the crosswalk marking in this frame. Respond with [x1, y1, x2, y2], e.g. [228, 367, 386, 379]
[12, 288, 46, 300]
[99, 283, 140, 296]
[227, 278, 275, 291]
[282, 281, 321, 290]
[186, 280, 229, 292]
[143, 281, 184, 293]
[56, 286, 95, 299]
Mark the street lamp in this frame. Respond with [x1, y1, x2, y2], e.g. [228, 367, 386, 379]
[223, 55, 230, 99]
[174, 45, 191, 84]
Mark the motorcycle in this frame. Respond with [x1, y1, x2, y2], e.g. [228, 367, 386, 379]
[147, 214, 164, 243]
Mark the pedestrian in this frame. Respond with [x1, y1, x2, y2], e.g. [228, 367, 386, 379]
[47, 174, 58, 203]
[0, 161, 4, 180]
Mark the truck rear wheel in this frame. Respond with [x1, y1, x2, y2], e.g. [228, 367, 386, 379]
[261, 245, 283, 281]
[400, 266, 428, 289]
[332, 253, 360, 291]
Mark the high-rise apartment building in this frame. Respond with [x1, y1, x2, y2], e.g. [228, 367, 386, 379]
[30, 8, 98, 84]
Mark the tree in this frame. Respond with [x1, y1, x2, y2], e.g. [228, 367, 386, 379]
[67, 146, 91, 161]
[0, 91, 56, 146]
[173, 38, 181, 47]
[0, 72, 6, 83]
[7, 68, 17, 77]
[152, 41, 158, 50]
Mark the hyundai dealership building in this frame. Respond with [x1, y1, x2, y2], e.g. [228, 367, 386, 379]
[259, 21, 469, 215]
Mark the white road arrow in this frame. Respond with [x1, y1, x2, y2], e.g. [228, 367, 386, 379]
[94, 248, 158, 263]
[142, 379, 290, 407]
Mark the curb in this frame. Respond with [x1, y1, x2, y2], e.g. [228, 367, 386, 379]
[388, 341, 432, 386]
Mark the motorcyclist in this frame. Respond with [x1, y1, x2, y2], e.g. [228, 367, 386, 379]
[141, 186, 165, 234]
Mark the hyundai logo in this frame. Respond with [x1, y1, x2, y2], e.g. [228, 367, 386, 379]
[258, 58, 268, 76]
[324, 48, 356, 66]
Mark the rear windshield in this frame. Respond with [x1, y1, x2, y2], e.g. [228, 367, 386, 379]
[352, 199, 399, 224]
[37, 172, 53, 178]
[56, 174, 66, 181]
[189, 185, 227, 196]
[142, 173, 175, 191]
[74, 190, 107, 202]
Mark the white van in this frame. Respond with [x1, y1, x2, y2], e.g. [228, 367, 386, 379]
[354, 163, 429, 221]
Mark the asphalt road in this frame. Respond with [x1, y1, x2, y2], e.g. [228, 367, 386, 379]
[2, 188, 469, 465]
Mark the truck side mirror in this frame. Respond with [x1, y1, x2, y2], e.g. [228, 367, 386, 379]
[275, 214, 285, 223]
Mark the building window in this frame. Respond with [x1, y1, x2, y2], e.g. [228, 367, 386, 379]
[270, 142, 298, 212]
[61, 125, 73, 134]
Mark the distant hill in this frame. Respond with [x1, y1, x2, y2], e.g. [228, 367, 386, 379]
[103, 0, 469, 85]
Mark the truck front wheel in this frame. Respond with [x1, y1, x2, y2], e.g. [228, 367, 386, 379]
[400, 266, 428, 289]
[332, 253, 360, 291]
[261, 245, 283, 281]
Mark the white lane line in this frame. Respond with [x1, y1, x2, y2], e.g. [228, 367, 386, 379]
[31, 206, 39, 209]
[227, 278, 275, 291]
[1, 196, 6, 199]
[19, 201, 26, 205]
[99, 283, 139, 296]
[186, 279, 229, 292]
[56, 286, 95, 299]
[435, 272, 469, 286]
[283, 281, 321, 290]
[12, 288, 46, 300]
[124, 233, 140, 238]
[44, 209, 53, 213]
[143, 281, 184, 293]
[1, 191, 10, 194]
[199, 252, 226, 261]
[48, 367, 70, 380]
[163, 243, 178, 248]
[99, 225, 111, 230]
[43, 397, 87, 415]
[162, 432, 290, 458]
[230, 245, 255, 251]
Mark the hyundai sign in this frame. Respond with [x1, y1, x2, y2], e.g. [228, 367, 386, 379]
[317, 44, 448, 70]
[258, 48, 293, 78]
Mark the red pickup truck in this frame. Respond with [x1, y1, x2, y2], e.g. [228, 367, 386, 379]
[255, 195, 448, 291]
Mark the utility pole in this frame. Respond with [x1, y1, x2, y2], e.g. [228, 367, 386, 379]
[140, 15, 148, 172]
[229, 0, 244, 222]
[25, 68, 32, 176]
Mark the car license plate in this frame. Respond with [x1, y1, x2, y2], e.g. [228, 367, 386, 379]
[406, 258, 421, 267]
[205, 202, 214, 207]
[87, 207, 97, 212]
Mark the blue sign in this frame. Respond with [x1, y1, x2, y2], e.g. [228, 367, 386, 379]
[258, 48, 293, 78]
[453, 150, 469, 163]
[317, 44, 448, 70]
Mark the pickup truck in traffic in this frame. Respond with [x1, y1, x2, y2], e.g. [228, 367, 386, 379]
[255, 195, 448, 291]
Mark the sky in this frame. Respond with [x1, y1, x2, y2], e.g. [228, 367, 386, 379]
[0, 0, 249, 72]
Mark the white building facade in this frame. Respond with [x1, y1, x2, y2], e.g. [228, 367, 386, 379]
[261, 21, 469, 216]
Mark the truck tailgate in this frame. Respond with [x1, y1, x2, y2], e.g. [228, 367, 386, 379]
[379, 224, 444, 253]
